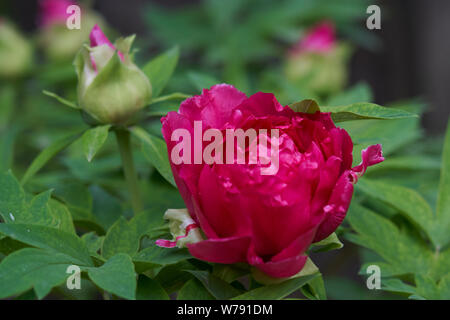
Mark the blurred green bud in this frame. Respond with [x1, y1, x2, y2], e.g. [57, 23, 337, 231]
[0, 20, 33, 78]
[284, 43, 352, 97]
[74, 25, 152, 125]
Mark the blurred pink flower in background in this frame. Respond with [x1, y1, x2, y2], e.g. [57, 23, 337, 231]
[39, 0, 76, 27]
[290, 21, 336, 55]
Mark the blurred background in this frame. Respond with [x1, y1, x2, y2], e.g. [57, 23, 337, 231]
[0, 0, 449, 300]
[3, 0, 449, 133]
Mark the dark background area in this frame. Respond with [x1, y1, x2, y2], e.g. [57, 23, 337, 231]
[3, 0, 450, 134]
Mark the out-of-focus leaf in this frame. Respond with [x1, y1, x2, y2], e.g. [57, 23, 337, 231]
[327, 82, 373, 106]
[42, 90, 79, 109]
[382, 278, 416, 296]
[321, 103, 417, 123]
[81, 125, 111, 162]
[436, 121, 450, 248]
[366, 156, 441, 173]
[0, 126, 20, 172]
[131, 126, 176, 187]
[21, 129, 85, 186]
[188, 72, 220, 92]
[143, 46, 179, 98]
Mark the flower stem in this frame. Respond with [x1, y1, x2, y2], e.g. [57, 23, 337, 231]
[115, 128, 142, 215]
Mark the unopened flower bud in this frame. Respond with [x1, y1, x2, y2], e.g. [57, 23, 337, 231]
[0, 19, 33, 78]
[74, 25, 152, 124]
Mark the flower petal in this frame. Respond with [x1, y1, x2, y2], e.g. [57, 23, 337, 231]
[187, 236, 251, 264]
[179, 84, 247, 128]
[352, 144, 384, 177]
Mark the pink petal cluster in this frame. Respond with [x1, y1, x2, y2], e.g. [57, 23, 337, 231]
[39, 0, 75, 27]
[161, 84, 383, 278]
[291, 21, 336, 55]
[89, 25, 124, 71]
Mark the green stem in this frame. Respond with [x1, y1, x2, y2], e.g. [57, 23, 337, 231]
[115, 128, 142, 215]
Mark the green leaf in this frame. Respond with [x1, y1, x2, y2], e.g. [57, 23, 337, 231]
[436, 121, 450, 248]
[366, 156, 441, 172]
[289, 99, 320, 114]
[311, 232, 343, 253]
[21, 129, 84, 186]
[131, 126, 176, 187]
[177, 278, 215, 300]
[102, 209, 165, 259]
[0, 125, 20, 172]
[357, 179, 437, 246]
[150, 92, 191, 105]
[251, 257, 319, 285]
[0, 85, 15, 128]
[0, 248, 74, 299]
[81, 232, 103, 257]
[42, 90, 79, 109]
[415, 274, 440, 300]
[143, 46, 179, 98]
[87, 253, 136, 300]
[232, 274, 318, 300]
[0, 224, 93, 266]
[136, 275, 170, 300]
[0, 171, 75, 234]
[346, 202, 436, 280]
[301, 274, 327, 300]
[188, 72, 220, 92]
[81, 125, 111, 162]
[186, 270, 242, 300]
[212, 264, 249, 283]
[134, 246, 192, 267]
[381, 278, 416, 296]
[102, 217, 139, 259]
[320, 103, 417, 123]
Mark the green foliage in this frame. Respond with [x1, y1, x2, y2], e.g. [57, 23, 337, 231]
[0, 0, 447, 301]
[87, 253, 137, 300]
[232, 274, 318, 300]
[131, 126, 176, 187]
[81, 125, 111, 162]
[347, 129, 450, 300]
[143, 46, 180, 98]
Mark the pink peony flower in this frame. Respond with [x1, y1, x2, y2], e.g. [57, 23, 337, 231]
[39, 0, 76, 27]
[290, 21, 336, 55]
[160, 84, 383, 278]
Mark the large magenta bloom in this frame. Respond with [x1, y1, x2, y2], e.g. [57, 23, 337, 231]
[161, 84, 383, 278]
